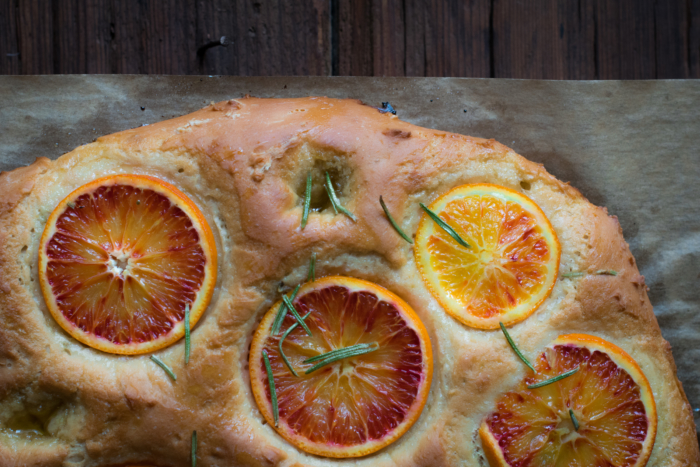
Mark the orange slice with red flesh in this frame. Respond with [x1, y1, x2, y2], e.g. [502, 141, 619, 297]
[414, 183, 560, 329]
[249, 276, 433, 458]
[38, 174, 217, 355]
[480, 334, 657, 467]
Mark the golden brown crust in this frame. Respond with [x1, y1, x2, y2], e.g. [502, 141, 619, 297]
[0, 97, 697, 466]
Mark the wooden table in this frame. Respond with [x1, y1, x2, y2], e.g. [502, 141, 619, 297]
[2, 0, 698, 78]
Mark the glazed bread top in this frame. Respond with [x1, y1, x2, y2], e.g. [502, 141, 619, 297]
[0, 97, 697, 467]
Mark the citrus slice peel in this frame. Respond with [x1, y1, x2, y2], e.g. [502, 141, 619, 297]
[38, 174, 217, 355]
[415, 183, 560, 329]
[250, 276, 433, 458]
[480, 333, 657, 467]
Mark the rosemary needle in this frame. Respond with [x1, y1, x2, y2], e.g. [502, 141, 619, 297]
[380, 196, 413, 244]
[301, 172, 312, 229]
[324, 172, 356, 221]
[304, 343, 379, 374]
[184, 304, 191, 365]
[279, 311, 312, 377]
[561, 271, 585, 278]
[308, 252, 316, 282]
[419, 203, 470, 248]
[499, 322, 536, 373]
[303, 343, 377, 363]
[595, 269, 618, 276]
[569, 409, 580, 431]
[271, 284, 301, 335]
[150, 356, 177, 381]
[191, 430, 197, 467]
[262, 350, 279, 426]
[527, 367, 579, 389]
[282, 294, 313, 336]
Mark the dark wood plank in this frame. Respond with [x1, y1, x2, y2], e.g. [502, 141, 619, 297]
[561, 0, 596, 79]
[336, 0, 406, 77]
[405, 0, 491, 77]
[654, 0, 690, 78]
[195, 0, 238, 75]
[110, 0, 145, 73]
[53, 0, 82, 73]
[492, 0, 595, 79]
[371, 0, 404, 76]
[83, 0, 113, 73]
[690, 0, 700, 78]
[1, 0, 696, 78]
[338, 0, 373, 75]
[141, 0, 197, 74]
[196, 0, 329, 76]
[0, 0, 20, 74]
[593, 0, 657, 79]
[17, 0, 54, 74]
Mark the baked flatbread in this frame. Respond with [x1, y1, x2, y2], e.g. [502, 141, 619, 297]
[0, 97, 697, 466]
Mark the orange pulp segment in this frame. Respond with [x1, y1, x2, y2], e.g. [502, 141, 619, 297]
[480, 334, 657, 467]
[249, 276, 433, 458]
[38, 174, 217, 355]
[414, 183, 560, 329]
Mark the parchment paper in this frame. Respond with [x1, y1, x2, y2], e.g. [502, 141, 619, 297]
[0, 76, 698, 438]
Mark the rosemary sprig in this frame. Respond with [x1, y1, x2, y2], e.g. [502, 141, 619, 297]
[569, 409, 580, 431]
[595, 270, 618, 276]
[527, 367, 579, 389]
[561, 271, 585, 278]
[150, 356, 177, 381]
[184, 304, 191, 365]
[262, 350, 279, 426]
[380, 196, 413, 244]
[308, 252, 316, 282]
[282, 294, 312, 336]
[301, 173, 312, 229]
[419, 203, 470, 248]
[304, 343, 379, 374]
[324, 172, 356, 221]
[279, 311, 312, 377]
[191, 430, 197, 467]
[499, 322, 536, 373]
[271, 284, 301, 335]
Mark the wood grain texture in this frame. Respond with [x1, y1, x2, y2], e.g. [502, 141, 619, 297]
[0, 0, 697, 78]
[690, 0, 700, 78]
[655, 0, 691, 78]
[492, 0, 596, 79]
[0, 0, 20, 74]
[17, 0, 54, 74]
[196, 0, 329, 75]
[338, 0, 373, 75]
[593, 0, 657, 79]
[404, 0, 491, 77]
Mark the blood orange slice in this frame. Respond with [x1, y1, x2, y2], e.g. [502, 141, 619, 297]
[38, 174, 217, 355]
[414, 183, 560, 329]
[249, 276, 433, 458]
[480, 334, 657, 467]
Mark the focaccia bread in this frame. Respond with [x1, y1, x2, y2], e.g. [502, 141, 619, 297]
[0, 97, 697, 467]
